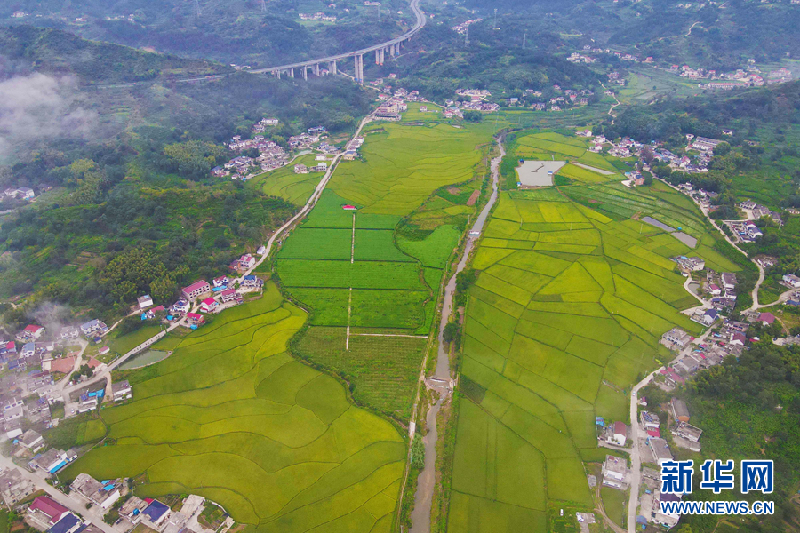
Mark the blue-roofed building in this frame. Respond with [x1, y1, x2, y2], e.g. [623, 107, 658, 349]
[242, 274, 262, 288]
[787, 299, 800, 307]
[49, 513, 81, 533]
[21, 342, 36, 357]
[143, 500, 170, 526]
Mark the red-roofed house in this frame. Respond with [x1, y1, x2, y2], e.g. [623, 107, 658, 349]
[186, 313, 205, 326]
[730, 332, 747, 346]
[647, 428, 661, 438]
[342, 205, 357, 211]
[18, 324, 45, 342]
[212, 276, 229, 288]
[220, 289, 238, 303]
[181, 280, 211, 301]
[757, 312, 775, 325]
[708, 284, 721, 296]
[200, 298, 219, 313]
[28, 496, 68, 526]
[612, 421, 628, 446]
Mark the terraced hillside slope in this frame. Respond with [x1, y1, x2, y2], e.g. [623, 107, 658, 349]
[446, 181, 739, 531]
[63, 284, 406, 533]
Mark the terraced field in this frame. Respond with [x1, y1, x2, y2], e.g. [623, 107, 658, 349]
[276, 118, 500, 421]
[447, 183, 718, 531]
[63, 284, 406, 533]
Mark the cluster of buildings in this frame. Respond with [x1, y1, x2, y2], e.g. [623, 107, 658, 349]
[737, 200, 782, 225]
[441, 97, 500, 118]
[214, 137, 289, 180]
[7, 473, 227, 533]
[375, 90, 411, 121]
[252, 117, 279, 133]
[634, 400, 702, 528]
[299, 12, 336, 21]
[3, 187, 35, 201]
[451, 18, 482, 35]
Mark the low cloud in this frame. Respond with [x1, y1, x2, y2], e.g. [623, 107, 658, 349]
[0, 73, 97, 157]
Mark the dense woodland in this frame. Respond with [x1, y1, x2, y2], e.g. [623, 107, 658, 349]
[460, 0, 800, 67]
[0, 27, 373, 322]
[1, 0, 415, 67]
[643, 343, 800, 532]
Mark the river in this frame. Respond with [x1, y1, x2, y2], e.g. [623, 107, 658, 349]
[409, 140, 505, 533]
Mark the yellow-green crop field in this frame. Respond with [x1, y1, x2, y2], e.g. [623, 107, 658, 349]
[447, 182, 722, 531]
[64, 284, 406, 533]
[275, 118, 499, 421]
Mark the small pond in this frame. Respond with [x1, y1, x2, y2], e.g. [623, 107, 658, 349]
[118, 350, 169, 370]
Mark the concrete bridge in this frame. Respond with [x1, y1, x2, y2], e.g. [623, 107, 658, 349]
[250, 0, 426, 84]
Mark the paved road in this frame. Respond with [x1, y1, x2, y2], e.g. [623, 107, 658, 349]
[250, 0, 426, 73]
[409, 141, 505, 533]
[0, 454, 116, 533]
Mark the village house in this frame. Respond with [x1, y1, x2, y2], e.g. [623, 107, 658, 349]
[757, 312, 776, 325]
[70, 473, 122, 509]
[80, 319, 108, 337]
[640, 411, 661, 437]
[242, 274, 263, 289]
[19, 429, 45, 452]
[294, 163, 309, 174]
[142, 499, 171, 529]
[672, 422, 703, 443]
[212, 275, 229, 288]
[220, 288, 239, 303]
[602, 455, 629, 490]
[17, 324, 45, 342]
[59, 326, 79, 340]
[138, 295, 154, 310]
[611, 421, 628, 446]
[31, 448, 73, 474]
[782, 274, 800, 288]
[28, 496, 69, 528]
[112, 380, 133, 402]
[0, 467, 35, 506]
[50, 513, 82, 533]
[672, 256, 705, 272]
[181, 280, 212, 301]
[200, 297, 219, 314]
[171, 300, 190, 315]
[648, 437, 674, 465]
[119, 496, 150, 525]
[671, 398, 691, 423]
[186, 313, 205, 327]
[660, 328, 691, 350]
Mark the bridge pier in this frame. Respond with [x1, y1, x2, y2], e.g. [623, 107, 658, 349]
[375, 49, 381, 65]
[355, 54, 364, 84]
[303, 66, 308, 81]
[330, 60, 337, 75]
[289, 68, 294, 78]
[314, 63, 320, 76]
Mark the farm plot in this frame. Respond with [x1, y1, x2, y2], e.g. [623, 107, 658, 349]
[449, 189, 712, 530]
[275, 118, 495, 419]
[63, 284, 405, 533]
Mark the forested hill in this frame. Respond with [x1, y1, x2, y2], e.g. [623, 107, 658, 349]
[0, 0, 415, 68]
[606, 80, 800, 143]
[392, 23, 604, 100]
[0, 26, 230, 84]
[457, 0, 800, 68]
[0, 28, 372, 324]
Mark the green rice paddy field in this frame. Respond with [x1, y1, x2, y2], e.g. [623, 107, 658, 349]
[63, 284, 406, 533]
[446, 179, 739, 531]
[274, 118, 502, 421]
